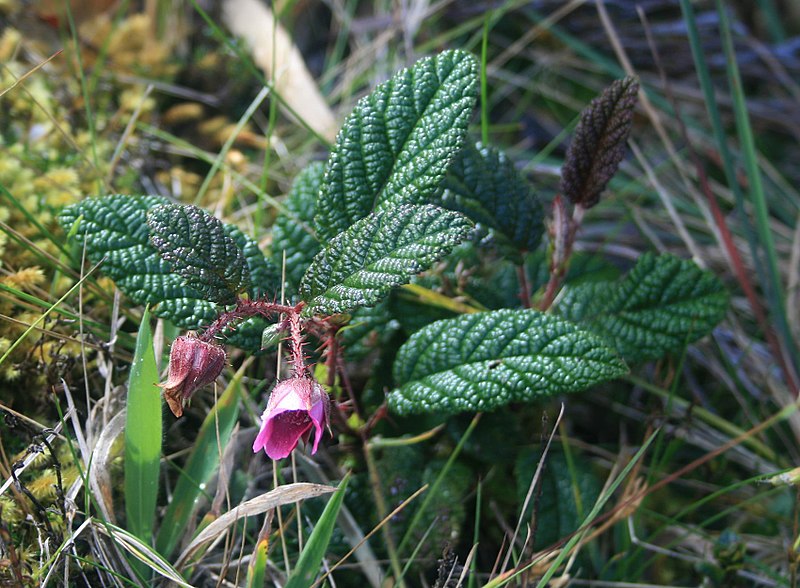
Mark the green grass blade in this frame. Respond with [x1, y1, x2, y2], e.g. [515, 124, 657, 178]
[0, 183, 69, 256]
[155, 363, 244, 557]
[98, 522, 194, 587]
[0, 265, 100, 369]
[678, 0, 751, 221]
[284, 474, 350, 588]
[468, 479, 482, 588]
[136, 123, 284, 213]
[245, 534, 269, 588]
[480, 11, 491, 145]
[714, 0, 800, 371]
[188, 0, 331, 147]
[533, 431, 656, 588]
[481, 429, 658, 588]
[755, 0, 786, 42]
[194, 85, 270, 205]
[124, 306, 162, 544]
[397, 413, 481, 555]
[64, 1, 101, 194]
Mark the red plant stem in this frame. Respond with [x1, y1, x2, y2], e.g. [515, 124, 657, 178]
[700, 173, 799, 392]
[287, 309, 308, 378]
[539, 276, 559, 312]
[539, 200, 584, 311]
[199, 298, 298, 341]
[324, 326, 339, 390]
[516, 264, 532, 309]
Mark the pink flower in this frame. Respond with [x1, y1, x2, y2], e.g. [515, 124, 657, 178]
[160, 334, 226, 418]
[253, 377, 330, 460]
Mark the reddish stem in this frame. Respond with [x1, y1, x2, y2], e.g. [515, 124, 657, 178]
[199, 298, 298, 341]
[199, 296, 311, 377]
[287, 309, 308, 377]
[324, 325, 339, 390]
[516, 264, 532, 309]
[539, 200, 584, 311]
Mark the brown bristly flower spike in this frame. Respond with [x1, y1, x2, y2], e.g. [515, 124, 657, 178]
[560, 76, 639, 208]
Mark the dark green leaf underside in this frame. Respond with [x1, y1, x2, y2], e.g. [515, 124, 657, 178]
[300, 204, 472, 316]
[340, 299, 400, 360]
[315, 49, 479, 241]
[147, 204, 250, 305]
[557, 252, 728, 362]
[59, 194, 279, 334]
[389, 308, 627, 415]
[440, 142, 544, 252]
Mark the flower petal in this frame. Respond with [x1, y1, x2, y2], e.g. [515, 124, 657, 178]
[253, 377, 331, 459]
[267, 383, 311, 414]
[256, 410, 313, 460]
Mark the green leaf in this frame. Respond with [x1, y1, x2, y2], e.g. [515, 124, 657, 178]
[440, 142, 544, 252]
[389, 309, 627, 415]
[58, 195, 280, 333]
[557, 252, 729, 363]
[272, 162, 324, 288]
[155, 366, 243, 557]
[236, 225, 280, 300]
[340, 299, 400, 360]
[147, 204, 250, 305]
[124, 306, 162, 544]
[516, 451, 600, 550]
[300, 204, 472, 316]
[315, 50, 479, 241]
[284, 474, 349, 588]
[374, 448, 471, 566]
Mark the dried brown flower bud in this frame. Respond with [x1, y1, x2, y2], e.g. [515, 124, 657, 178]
[561, 76, 639, 208]
[160, 334, 226, 417]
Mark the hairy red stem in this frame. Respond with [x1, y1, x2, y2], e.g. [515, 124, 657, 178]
[199, 298, 298, 341]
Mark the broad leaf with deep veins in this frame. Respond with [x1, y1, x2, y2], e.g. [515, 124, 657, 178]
[147, 204, 250, 305]
[315, 49, 479, 241]
[440, 142, 544, 253]
[300, 204, 472, 316]
[58, 194, 279, 335]
[557, 252, 728, 362]
[389, 308, 627, 415]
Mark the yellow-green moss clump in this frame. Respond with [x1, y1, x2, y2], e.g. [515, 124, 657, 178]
[0, 15, 174, 394]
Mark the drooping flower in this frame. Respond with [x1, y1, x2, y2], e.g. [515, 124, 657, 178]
[253, 377, 330, 460]
[160, 334, 226, 417]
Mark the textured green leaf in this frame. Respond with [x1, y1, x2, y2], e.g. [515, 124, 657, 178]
[300, 204, 472, 316]
[516, 451, 600, 550]
[315, 50, 479, 241]
[272, 162, 324, 288]
[340, 299, 400, 360]
[147, 204, 250, 305]
[235, 227, 280, 300]
[58, 195, 279, 333]
[557, 252, 728, 362]
[389, 309, 627, 415]
[440, 142, 544, 252]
